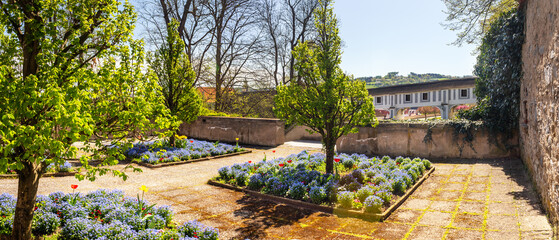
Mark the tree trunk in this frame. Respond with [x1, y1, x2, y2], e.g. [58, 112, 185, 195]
[214, 23, 223, 111]
[11, 162, 42, 240]
[170, 133, 176, 147]
[324, 137, 335, 174]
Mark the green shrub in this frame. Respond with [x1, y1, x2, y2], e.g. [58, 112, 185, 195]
[337, 191, 354, 209]
[393, 179, 407, 195]
[356, 186, 375, 203]
[343, 159, 355, 169]
[309, 186, 327, 204]
[422, 159, 432, 169]
[287, 183, 307, 200]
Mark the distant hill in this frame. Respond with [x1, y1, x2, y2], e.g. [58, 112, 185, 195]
[357, 72, 468, 89]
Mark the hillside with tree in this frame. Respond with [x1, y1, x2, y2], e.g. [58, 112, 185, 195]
[358, 72, 465, 89]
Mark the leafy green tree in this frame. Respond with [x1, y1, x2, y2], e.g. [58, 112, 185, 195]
[0, 0, 176, 238]
[274, 0, 377, 174]
[148, 20, 203, 146]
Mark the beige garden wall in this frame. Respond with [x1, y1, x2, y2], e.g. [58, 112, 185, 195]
[336, 123, 519, 159]
[285, 126, 322, 142]
[520, 0, 559, 229]
[179, 116, 285, 147]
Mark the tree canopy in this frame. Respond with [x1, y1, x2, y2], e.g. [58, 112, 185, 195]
[0, 0, 175, 238]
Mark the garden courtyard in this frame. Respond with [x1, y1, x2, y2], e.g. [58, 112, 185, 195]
[0, 142, 552, 240]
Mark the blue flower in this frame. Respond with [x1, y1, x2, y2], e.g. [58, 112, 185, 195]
[0, 189, 216, 239]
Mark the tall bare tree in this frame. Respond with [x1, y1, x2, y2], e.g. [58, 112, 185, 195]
[203, 0, 259, 111]
[138, 0, 214, 85]
[255, 0, 284, 87]
[254, 0, 318, 86]
[284, 0, 318, 84]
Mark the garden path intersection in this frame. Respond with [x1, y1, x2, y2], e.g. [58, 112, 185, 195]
[0, 144, 553, 239]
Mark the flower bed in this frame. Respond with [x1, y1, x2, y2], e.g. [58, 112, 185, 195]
[0, 189, 218, 240]
[125, 138, 247, 166]
[1, 161, 77, 178]
[211, 151, 433, 216]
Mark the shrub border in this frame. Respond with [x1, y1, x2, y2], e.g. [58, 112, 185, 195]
[135, 149, 253, 169]
[0, 171, 78, 179]
[208, 166, 435, 221]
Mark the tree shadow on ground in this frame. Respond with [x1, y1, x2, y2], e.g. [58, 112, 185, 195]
[230, 195, 319, 239]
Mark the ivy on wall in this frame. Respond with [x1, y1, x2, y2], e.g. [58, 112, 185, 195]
[458, 8, 525, 135]
[421, 119, 484, 156]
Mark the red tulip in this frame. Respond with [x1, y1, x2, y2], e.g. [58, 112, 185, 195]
[71, 184, 78, 189]
[248, 161, 252, 163]
[279, 163, 284, 167]
[190, 140, 194, 143]
[272, 150, 276, 153]
[334, 158, 340, 163]
[287, 160, 292, 163]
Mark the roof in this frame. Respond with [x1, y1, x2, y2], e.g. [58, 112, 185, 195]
[197, 87, 234, 103]
[368, 77, 477, 96]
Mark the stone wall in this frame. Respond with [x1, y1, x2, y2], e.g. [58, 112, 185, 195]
[179, 116, 285, 146]
[336, 123, 518, 159]
[285, 126, 322, 142]
[520, 0, 559, 229]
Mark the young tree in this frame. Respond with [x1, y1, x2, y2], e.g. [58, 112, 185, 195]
[274, 0, 377, 174]
[149, 21, 203, 146]
[0, 1, 175, 239]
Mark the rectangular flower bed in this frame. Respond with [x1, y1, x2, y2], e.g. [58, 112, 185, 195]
[0, 161, 78, 179]
[209, 151, 434, 221]
[125, 138, 251, 168]
[0, 189, 219, 240]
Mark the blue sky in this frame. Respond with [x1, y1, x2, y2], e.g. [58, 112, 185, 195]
[332, 0, 477, 78]
[131, 0, 477, 78]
